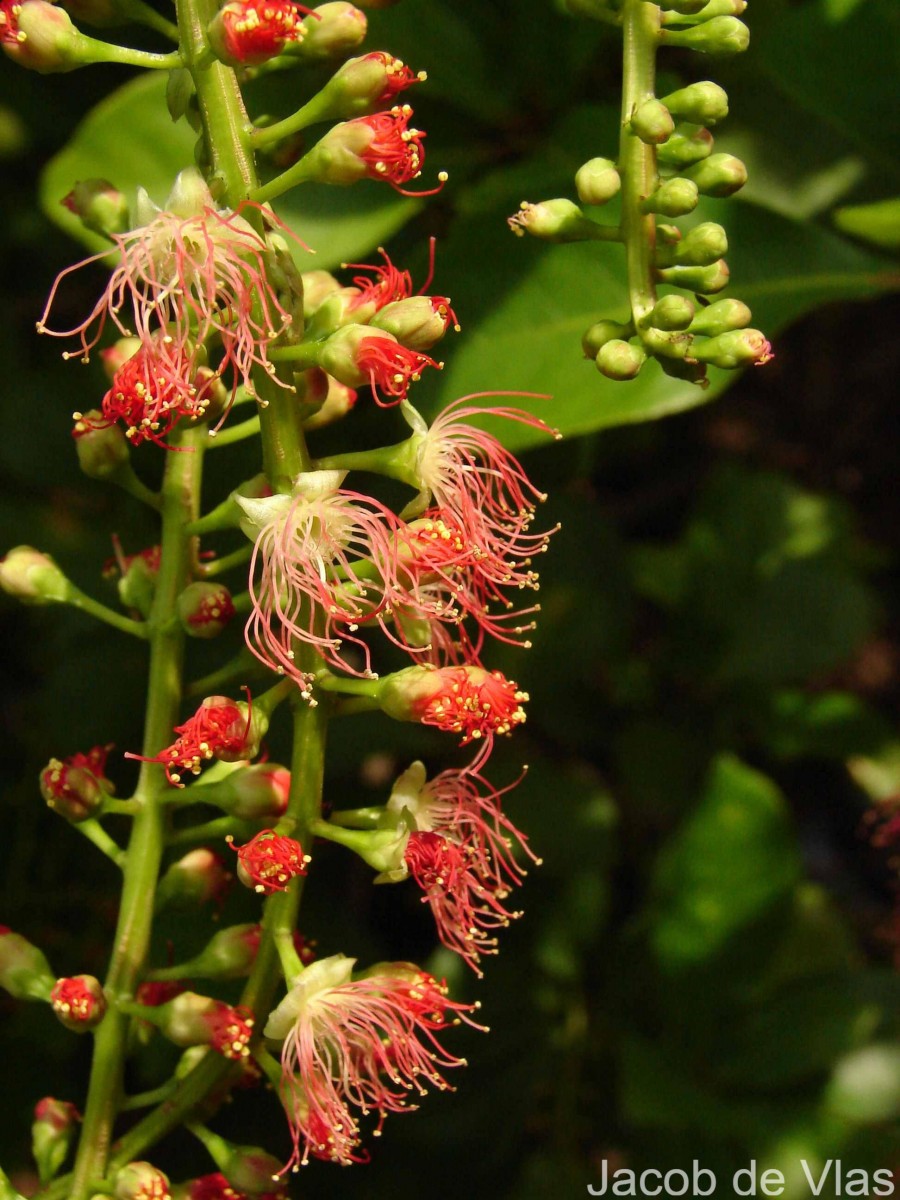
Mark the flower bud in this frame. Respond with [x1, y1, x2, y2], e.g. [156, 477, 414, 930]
[649, 295, 696, 331]
[301, 370, 357, 430]
[2, 0, 84, 72]
[0, 927, 55, 1000]
[507, 198, 604, 242]
[231, 829, 309, 894]
[655, 0, 708, 13]
[100, 336, 141, 379]
[142, 992, 255, 1060]
[682, 152, 747, 197]
[656, 123, 714, 167]
[155, 848, 233, 911]
[183, 924, 264, 980]
[114, 1162, 171, 1200]
[660, 15, 750, 56]
[32, 1097, 80, 1185]
[688, 0, 747, 18]
[659, 81, 729, 124]
[301, 270, 342, 316]
[659, 355, 709, 386]
[177, 582, 236, 640]
[656, 259, 730, 294]
[318, 322, 387, 383]
[117, 552, 158, 618]
[0, 546, 70, 605]
[61, 178, 129, 236]
[582, 319, 634, 357]
[370, 295, 458, 351]
[72, 413, 131, 479]
[50, 974, 107, 1032]
[575, 157, 621, 206]
[324, 51, 426, 117]
[290, 1, 367, 61]
[629, 98, 674, 145]
[190, 1127, 284, 1197]
[691, 328, 773, 368]
[640, 177, 699, 217]
[656, 220, 728, 267]
[596, 339, 647, 381]
[219, 763, 290, 820]
[207, 0, 303, 67]
[40, 745, 113, 822]
[688, 297, 751, 335]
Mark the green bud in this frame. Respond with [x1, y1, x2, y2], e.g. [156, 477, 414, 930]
[691, 328, 773, 368]
[117, 554, 157, 620]
[641, 326, 694, 360]
[596, 340, 646, 381]
[508, 198, 604, 242]
[155, 848, 232, 912]
[659, 81, 729, 125]
[575, 157, 621, 206]
[325, 52, 426, 118]
[656, 123, 714, 166]
[371, 295, 458, 352]
[641, 177, 699, 217]
[649, 295, 696, 331]
[287, 2, 368, 61]
[660, 15, 750, 57]
[629, 98, 675, 145]
[659, 355, 709, 386]
[656, 259, 730, 294]
[301, 269, 342, 317]
[72, 413, 130, 480]
[32, 1098, 80, 1186]
[0, 546, 70, 605]
[171, 923, 263, 980]
[582, 319, 634, 357]
[61, 179, 129, 236]
[654, 0, 708, 13]
[681, 0, 747, 19]
[2, 1, 82, 72]
[656, 220, 728, 267]
[682, 152, 747, 197]
[114, 1163, 170, 1200]
[50, 974, 107, 1032]
[177, 581, 235, 639]
[219, 764, 291, 820]
[689, 297, 751, 335]
[0, 928, 55, 1001]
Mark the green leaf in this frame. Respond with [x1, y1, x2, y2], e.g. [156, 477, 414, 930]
[40, 73, 419, 269]
[649, 755, 801, 968]
[834, 198, 900, 250]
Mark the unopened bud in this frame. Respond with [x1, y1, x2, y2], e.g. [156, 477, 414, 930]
[649, 295, 696, 331]
[629, 98, 674, 145]
[40, 746, 113, 822]
[325, 50, 425, 117]
[32, 1098, 80, 1185]
[641, 177, 699, 217]
[289, 2, 367, 61]
[659, 355, 709, 386]
[301, 370, 357, 429]
[508, 198, 604, 242]
[659, 81, 729, 124]
[575, 157, 621, 206]
[0, 927, 55, 1000]
[100, 336, 141, 379]
[177, 582, 235, 639]
[688, 297, 751, 335]
[221, 763, 291, 820]
[117, 552, 158, 618]
[155, 848, 233, 911]
[656, 123, 714, 167]
[50, 974, 107, 1032]
[0, 546, 70, 605]
[656, 259, 730, 294]
[582, 319, 633, 357]
[656, 220, 728, 267]
[301, 270, 342, 316]
[660, 15, 750, 56]
[180, 923, 263, 980]
[191, 1127, 284, 1196]
[61, 178, 129, 236]
[371, 295, 458, 351]
[139, 992, 255, 1060]
[688, 0, 747, 18]
[691, 328, 773, 368]
[318, 322, 392, 386]
[654, 0, 708, 13]
[596, 340, 647, 381]
[72, 413, 130, 479]
[2, 1, 83, 72]
[682, 152, 747, 197]
[114, 1162, 171, 1200]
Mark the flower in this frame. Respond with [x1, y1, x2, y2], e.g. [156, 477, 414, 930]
[239, 470, 401, 688]
[263, 954, 479, 1168]
[354, 333, 440, 407]
[126, 694, 258, 787]
[311, 105, 446, 197]
[114, 1162, 171, 1200]
[208, 0, 311, 66]
[230, 829, 310, 894]
[405, 395, 560, 589]
[39, 743, 114, 822]
[378, 665, 528, 745]
[38, 168, 306, 415]
[186, 1172, 287, 1200]
[50, 974, 107, 1031]
[0, 0, 23, 47]
[144, 991, 255, 1060]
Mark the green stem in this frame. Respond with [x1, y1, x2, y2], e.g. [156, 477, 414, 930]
[122, 0, 180, 40]
[250, 90, 335, 149]
[207, 414, 260, 447]
[79, 36, 183, 69]
[67, 586, 149, 639]
[619, 0, 661, 328]
[198, 544, 252, 577]
[73, 819, 126, 868]
[109, 464, 161, 509]
[67, 428, 204, 1200]
[251, 159, 316, 206]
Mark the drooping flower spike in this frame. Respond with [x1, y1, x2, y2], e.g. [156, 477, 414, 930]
[38, 169, 308, 415]
[264, 955, 480, 1169]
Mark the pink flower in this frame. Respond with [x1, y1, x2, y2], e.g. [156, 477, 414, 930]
[50, 975, 107, 1030]
[38, 169, 306, 416]
[354, 334, 440, 407]
[378, 664, 528, 745]
[341, 105, 441, 196]
[264, 954, 479, 1168]
[126, 694, 257, 786]
[39, 743, 114, 822]
[239, 470, 402, 688]
[209, 0, 310, 66]
[230, 829, 310, 895]
[405, 395, 560, 590]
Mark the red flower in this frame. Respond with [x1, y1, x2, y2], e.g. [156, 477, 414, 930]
[231, 829, 310, 895]
[135, 980, 186, 1008]
[40, 743, 114, 822]
[50, 975, 107, 1031]
[126, 694, 255, 787]
[187, 1173, 287, 1200]
[210, 0, 310, 66]
[0, 0, 22, 44]
[344, 105, 442, 196]
[380, 665, 528, 745]
[264, 955, 479, 1168]
[355, 334, 440, 407]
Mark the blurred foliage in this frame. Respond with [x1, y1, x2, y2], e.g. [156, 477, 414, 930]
[2, 0, 900, 1195]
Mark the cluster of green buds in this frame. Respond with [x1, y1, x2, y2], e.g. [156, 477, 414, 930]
[513, 0, 771, 386]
